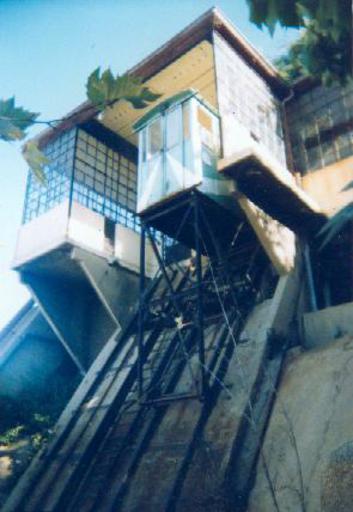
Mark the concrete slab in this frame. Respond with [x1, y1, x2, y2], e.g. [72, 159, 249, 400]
[248, 335, 353, 512]
[303, 301, 353, 349]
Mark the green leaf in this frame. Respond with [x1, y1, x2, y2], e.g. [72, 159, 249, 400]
[23, 141, 49, 184]
[0, 118, 24, 140]
[0, 97, 38, 141]
[139, 87, 161, 102]
[86, 68, 106, 106]
[247, 0, 303, 32]
[86, 68, 161, 111]
[101, 68, 116, 101]
[274, 16, 351, 85]
[249, 0, 351, 83]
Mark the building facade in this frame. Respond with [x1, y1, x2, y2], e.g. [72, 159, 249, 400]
[2, 8, 353, 512]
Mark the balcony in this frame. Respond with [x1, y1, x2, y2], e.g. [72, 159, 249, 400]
[13, 122, 158, 277]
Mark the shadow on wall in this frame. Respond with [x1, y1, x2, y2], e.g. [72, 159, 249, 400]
[0, 333, 80, 424]
[0, 333, 81, 508]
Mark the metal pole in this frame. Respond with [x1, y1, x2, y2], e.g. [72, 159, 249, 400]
[304, 244, 318, 312]
[138, 222, 146, 399]
[200, 206, 239, 311]
[68, 128, 79, 219]
[194, 193, 206, 397]
[22, 169, 31, 224]
[146, 227, 178, 302]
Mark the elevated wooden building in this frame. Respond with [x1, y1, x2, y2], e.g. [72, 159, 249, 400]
[2, 8, 353, 512]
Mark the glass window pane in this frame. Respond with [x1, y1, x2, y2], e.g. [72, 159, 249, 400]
[166, 146, 183, 196]
[183, 102, 190, 139]
[197, 106, 214, 149]
[166, 106, 182, 149]
[148, 118, 163, 158]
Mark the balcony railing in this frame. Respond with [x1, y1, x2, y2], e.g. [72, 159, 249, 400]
[22, 126, 140, 233]
[20, 124, 188, 266]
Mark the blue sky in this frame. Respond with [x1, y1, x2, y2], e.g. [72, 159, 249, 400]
[0, 0, 298, 329]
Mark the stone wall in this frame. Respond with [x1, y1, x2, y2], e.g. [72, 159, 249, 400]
[248, 335, 353, 512]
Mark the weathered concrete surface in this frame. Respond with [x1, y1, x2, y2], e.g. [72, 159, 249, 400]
[117, 265, 302, 511]
[248, 335, 353, 512]
[174, 301, 279, 512]
[0, 307, 63, 398]
[236, 190, 296, 275]
[71, 247, 140, 331]
[2, 261, 303, 512]
[303, 301, 353, 349]
[174, 267, 303, 512]
[20, 248, 140, 373]
[22, 273, 93, 373]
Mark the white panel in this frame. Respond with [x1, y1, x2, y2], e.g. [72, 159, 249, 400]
[221, 114, 254, 159]
[12, 200, 69, 268]
[114, 224, 158, 278]
[68, 202, 106, 255]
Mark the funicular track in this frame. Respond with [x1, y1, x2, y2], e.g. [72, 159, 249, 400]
[4, 223, 269, 512]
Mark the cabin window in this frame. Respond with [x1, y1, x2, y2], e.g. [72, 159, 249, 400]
[148, 118, 163, 158]
[183, 103, 190, 139]
[23, 127, 139, 233]
[135, 93, 220, 212]
[287, 82, 353, 174]
[165, 106, 183, 196]
[166, 106, 182, 149]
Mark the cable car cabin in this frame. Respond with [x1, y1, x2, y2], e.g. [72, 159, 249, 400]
[134, 90, 243, 251]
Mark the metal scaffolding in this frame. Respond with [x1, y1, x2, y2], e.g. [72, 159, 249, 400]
[137, 191, 265, 405]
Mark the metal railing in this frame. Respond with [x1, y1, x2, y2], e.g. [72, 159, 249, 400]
[22, 128, 141, 234]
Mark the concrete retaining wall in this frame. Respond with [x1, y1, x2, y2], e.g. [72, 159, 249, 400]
[303, 301, 353, 349]
[249, 334, 353, 512]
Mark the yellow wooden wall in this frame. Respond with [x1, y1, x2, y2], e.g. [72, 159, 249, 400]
[302, 155, 353, 217]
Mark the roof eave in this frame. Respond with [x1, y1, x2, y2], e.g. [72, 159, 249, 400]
[129, 7, 288, 95]
[33, 7, 289, 148]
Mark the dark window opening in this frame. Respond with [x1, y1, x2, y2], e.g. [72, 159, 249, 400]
[287, 83, 353, 174]
[309, 223, 353, 309]
[104, 217, 116, 251]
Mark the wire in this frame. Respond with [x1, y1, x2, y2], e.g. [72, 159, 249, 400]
[197, 227, 283, 511]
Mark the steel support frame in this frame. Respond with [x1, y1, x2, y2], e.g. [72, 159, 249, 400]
[137, 191, 207, 404]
